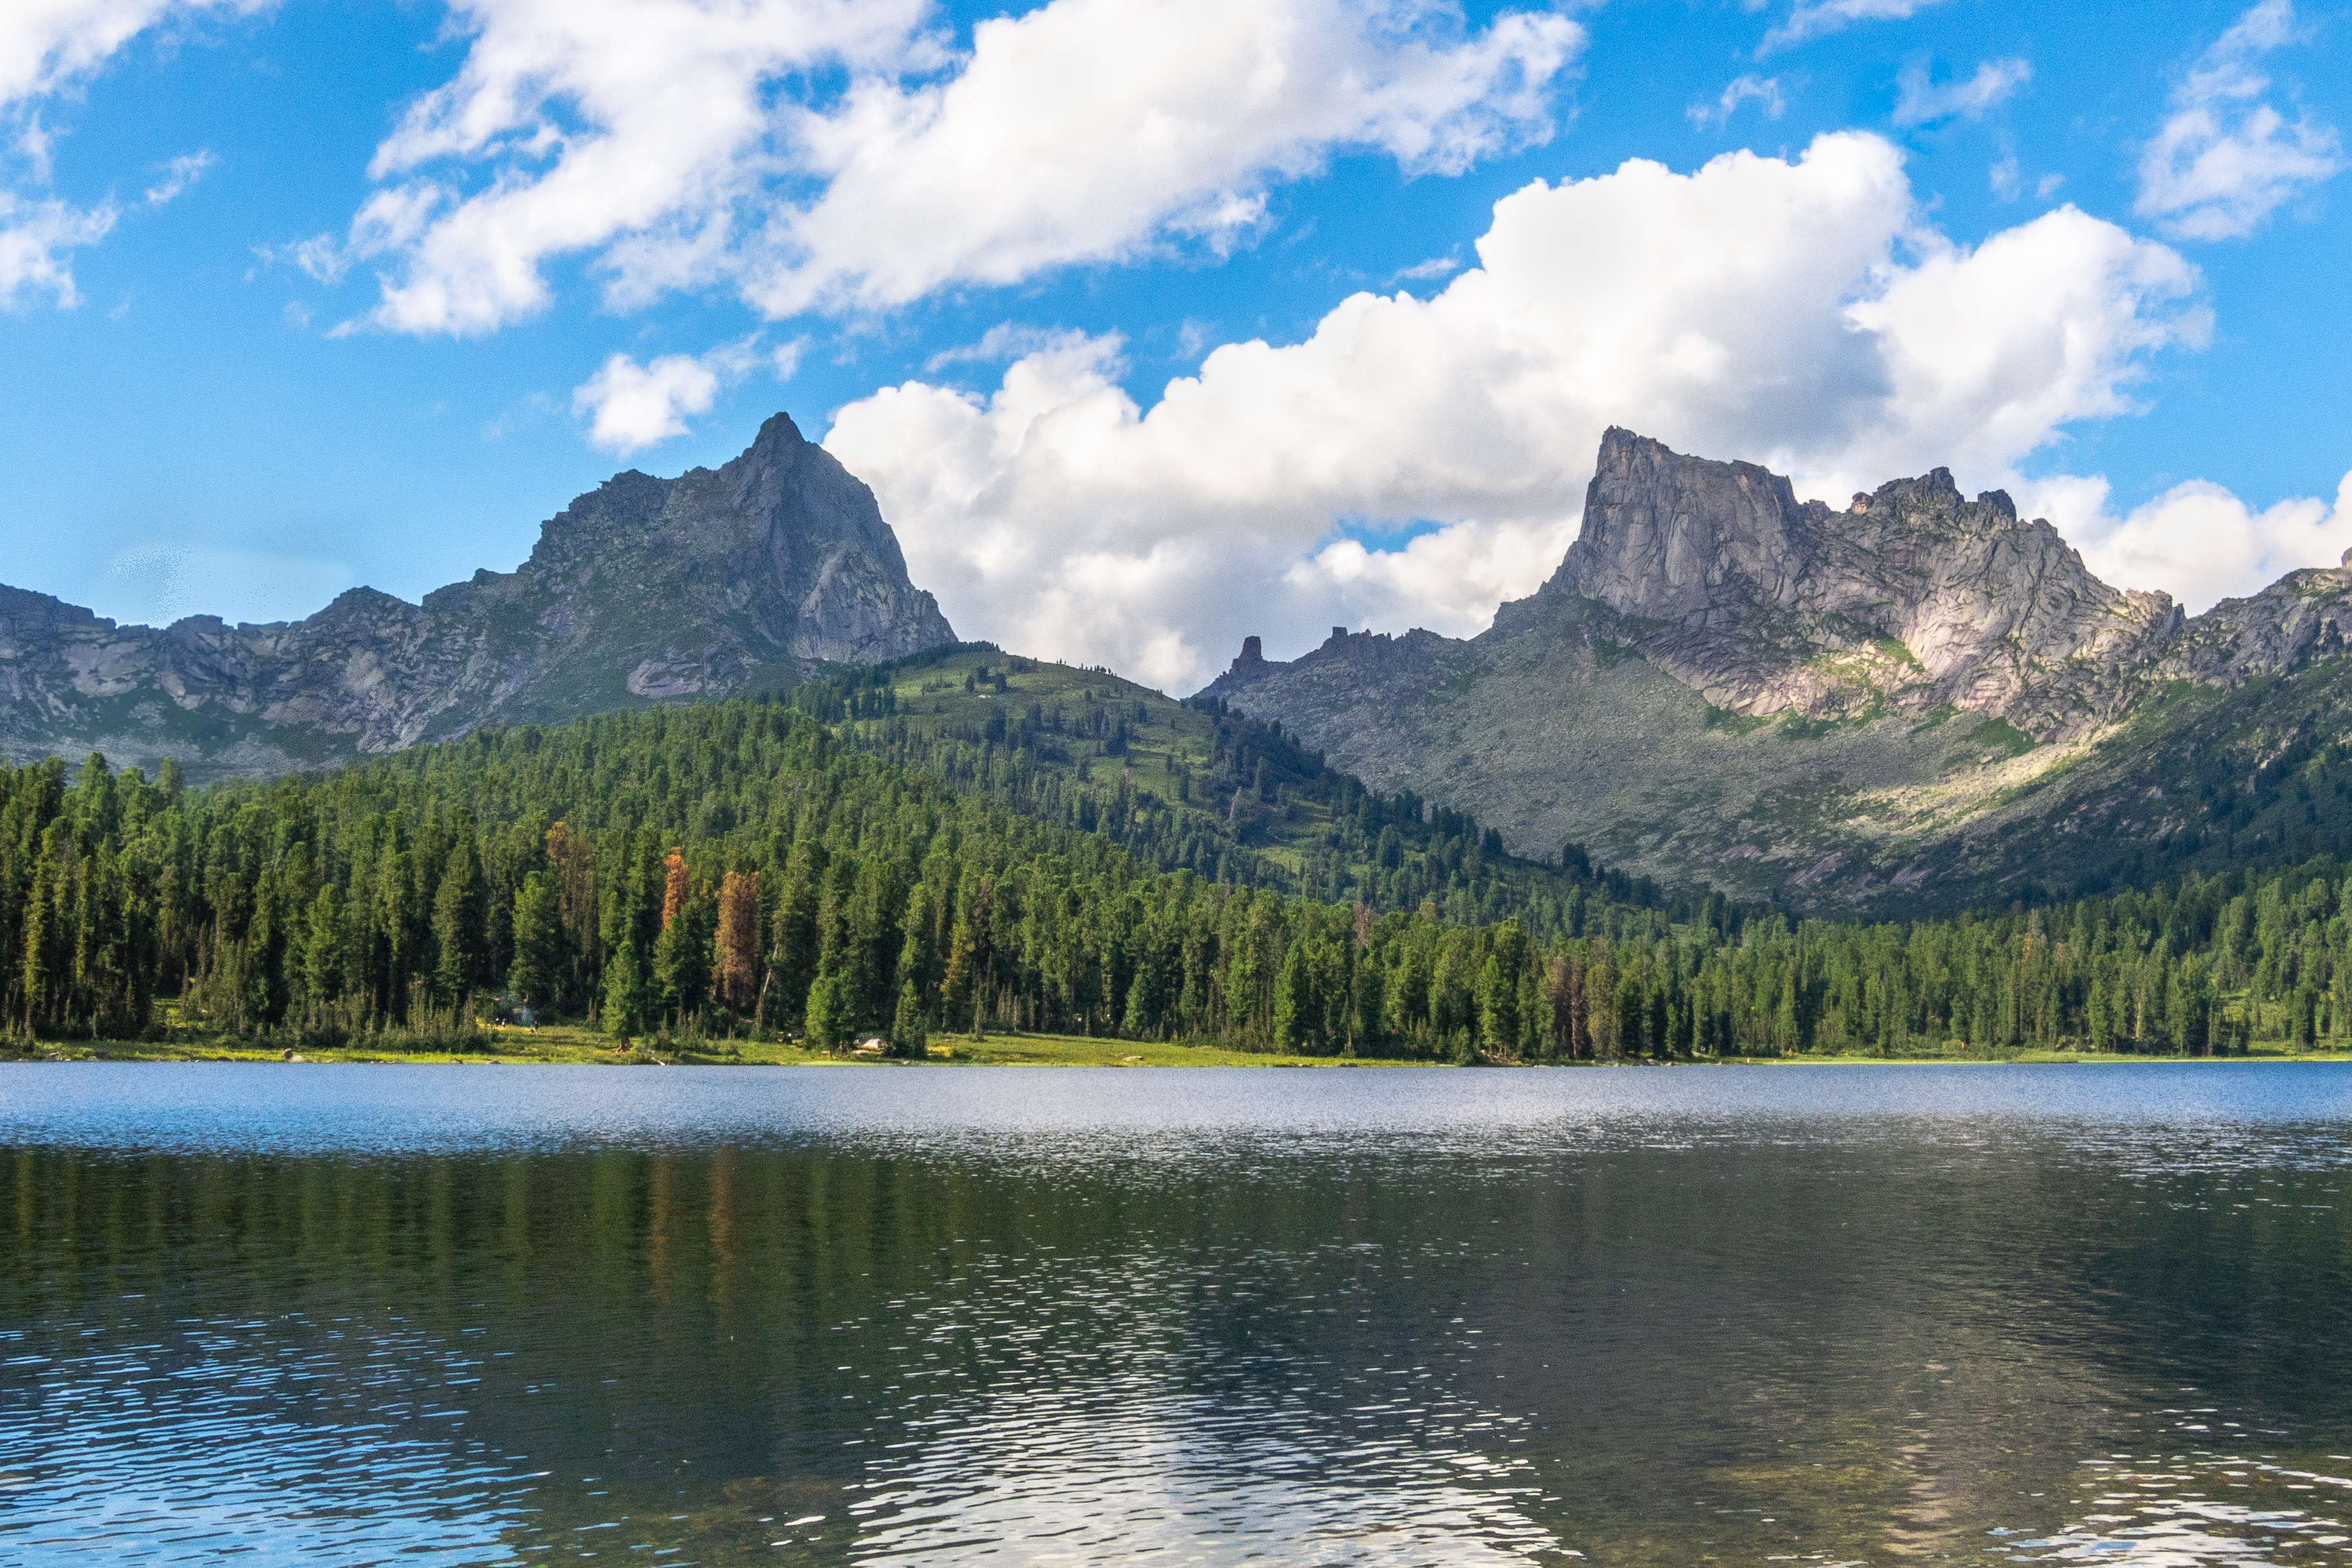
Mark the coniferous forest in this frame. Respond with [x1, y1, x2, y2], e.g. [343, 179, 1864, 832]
[5, 690, 2351, 1058]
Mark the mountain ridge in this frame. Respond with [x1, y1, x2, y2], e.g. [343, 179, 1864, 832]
[0, 413, 955, 778]
[1200, 428, 2352, 913]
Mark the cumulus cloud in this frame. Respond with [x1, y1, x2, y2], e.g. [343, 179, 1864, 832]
[822, 132, 2207, 693]
[1759, 0, 1941, 55]
[574, 352, 724, 455]
[571, 333, 797, 454]
[1892, 57, 2030, 127]
[1689, 75, 1784, 131]
[2028, 470, 2352, 613]
[318, 0, 1581, 336]
[2137, 0, 2344, 240]
[746, 0, 1581, 318]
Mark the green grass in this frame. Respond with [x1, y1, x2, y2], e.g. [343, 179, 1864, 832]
[1705, 705, 1773, 736]
[8, 1023, 1406, 1068]
[25, 1022, 2349, 1068]
[1872, 634, 1924, 669]
[1968, 716, 2040, 756]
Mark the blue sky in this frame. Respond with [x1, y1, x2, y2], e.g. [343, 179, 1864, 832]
[2, 0, 2345, 691]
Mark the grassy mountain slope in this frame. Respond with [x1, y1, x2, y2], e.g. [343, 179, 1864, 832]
[784, 643, 1696, 935]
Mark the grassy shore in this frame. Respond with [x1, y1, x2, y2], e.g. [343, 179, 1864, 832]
[2, 1024, 1391, 1068]
[8, 1026, 2351, 1066]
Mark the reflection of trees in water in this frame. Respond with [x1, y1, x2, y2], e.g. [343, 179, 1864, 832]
[5, 1125, 2351, 1565]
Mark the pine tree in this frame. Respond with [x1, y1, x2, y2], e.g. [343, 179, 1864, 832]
[806, 963, 853, 1051]
[1478, 953, 1517, 1060]
[510, 871, 558, 1009]
[305, 885, 343, 1005]
[892, 979, 928, 1059]
[603, 935, 648, 1042]
[714, 870, 759, 1016]
[432, 834, 487, 1007]
[1274, 939, 1314, 1053]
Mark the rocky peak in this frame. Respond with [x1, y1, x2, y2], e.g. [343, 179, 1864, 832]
[1215, 635, 1274, 690]
[1541, 430, 2181, 740]
[1, 412, 958, 778]
[1550, 427, 1804, 620]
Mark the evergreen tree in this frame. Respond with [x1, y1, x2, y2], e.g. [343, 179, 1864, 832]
[1274, 939, 1314, 1053]
[432, 832, 488, 1007]
[510, 871, 559, 1009]
[892, 979, 928, 1059]
[806, 963, 854, 1051]
[1478, 954, 1517, 1059]
[305, 885, 343, 1006]
[602, 935, 648, 1041]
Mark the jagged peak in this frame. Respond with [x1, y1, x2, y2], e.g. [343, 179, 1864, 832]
[1861, 467, 1963, 511]
[747, 410, 808, 452]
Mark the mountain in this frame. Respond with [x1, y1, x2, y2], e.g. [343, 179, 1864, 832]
[787, 643, 1677, 930]
[1202, 428, 2352, 914]
[0, 414, 954, 778]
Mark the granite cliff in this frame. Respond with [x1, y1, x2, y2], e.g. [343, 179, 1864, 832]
[0, 413, 954, 777]
[1203, 429, 2352, 912]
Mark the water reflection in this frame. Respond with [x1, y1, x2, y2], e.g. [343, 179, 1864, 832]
[2, 1063, 2350, 1565]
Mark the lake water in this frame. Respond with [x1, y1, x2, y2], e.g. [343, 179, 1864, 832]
[7, 1063, 2352, 1567]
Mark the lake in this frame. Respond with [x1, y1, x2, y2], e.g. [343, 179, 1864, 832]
[6, 1062, 2352, 1566]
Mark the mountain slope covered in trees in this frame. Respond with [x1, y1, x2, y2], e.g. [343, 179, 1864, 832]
[8, 697, 2351, 1060]
[784, 644, 1673, 926]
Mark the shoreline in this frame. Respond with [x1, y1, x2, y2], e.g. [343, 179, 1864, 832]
[8, 1027, 2349, 1070]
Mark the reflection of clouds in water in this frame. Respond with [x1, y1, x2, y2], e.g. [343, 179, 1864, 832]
[107, 543, 355, 628]
[849, 1388, 1567, 1566]
[2012, 1451, 2352, 1566]
[838, 1235, 1569, 1565]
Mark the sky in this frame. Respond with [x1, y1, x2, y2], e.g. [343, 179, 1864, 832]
[1, 0, 2347, 695]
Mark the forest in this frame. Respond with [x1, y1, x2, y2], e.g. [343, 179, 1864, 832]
[3, 693, 2347, 1058]
[783, 647, 1674, 921]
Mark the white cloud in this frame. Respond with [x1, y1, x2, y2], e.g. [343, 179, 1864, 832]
[570, 333, 795, 455]
[0, 1, 261, 107]
[2136, 0, 2344, 240]
[0, 189, 113, 307]
[745, 0, 1582, 318]
[822, 132, 2206, 693]
[1392, 253, 1461, 281]
[320, 0, 1581, 336]
[0, 4, 255, 308]
[1690, 74, 1784, 131]
[1760, 0, 1940, 55]
[2028, 469, 2352, 613]
[923, 322, 1090, 373]
[1892, 57, 2030, 127]
[142, 148, 214, 205]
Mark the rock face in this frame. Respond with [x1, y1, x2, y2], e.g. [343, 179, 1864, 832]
[0, 413, 955, 777]
[1199, 428, 2352, 912]
[1549, 428, 2183, 740]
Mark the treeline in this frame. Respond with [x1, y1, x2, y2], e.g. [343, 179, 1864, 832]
[789, 653, 1677, 931]
[6, 696, 2351, 1057]
[0, 702, 1670, 1054]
